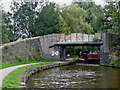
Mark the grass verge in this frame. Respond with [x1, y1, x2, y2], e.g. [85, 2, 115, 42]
[0, 60, 52, 69]
[104, 59, 120, 68]
[2, 61, 55, 88]
[66, 55, 78, 59]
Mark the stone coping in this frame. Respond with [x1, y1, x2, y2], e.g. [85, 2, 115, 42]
[19, 60, 75, 88]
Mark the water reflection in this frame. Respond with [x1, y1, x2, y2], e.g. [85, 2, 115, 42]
[26, 64, 120, 88]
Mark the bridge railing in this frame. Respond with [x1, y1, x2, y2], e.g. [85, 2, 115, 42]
[59, 33, 102, 42]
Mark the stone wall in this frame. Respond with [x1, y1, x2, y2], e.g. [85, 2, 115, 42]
[0, 34, 61, 64]
[100, 33, 120, 65]
[40, 34, 60, 61]
[108, 33, 120, 61]
[1, 37, 42, 64]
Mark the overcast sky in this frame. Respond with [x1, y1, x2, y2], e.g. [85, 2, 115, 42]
[1, 0, 106, 12]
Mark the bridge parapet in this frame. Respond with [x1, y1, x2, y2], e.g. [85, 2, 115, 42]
[59, 33, 102, 42]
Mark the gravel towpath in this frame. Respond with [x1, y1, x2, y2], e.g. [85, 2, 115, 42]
[0, 62, 42, 87]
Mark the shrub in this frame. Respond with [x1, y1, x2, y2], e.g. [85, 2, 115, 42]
[33, 54, 42, 61]
[15, 56, 23, 62]
[110, 60, 118, 67]
[28, 54, 42, 61]
[93, 38, 101, 42]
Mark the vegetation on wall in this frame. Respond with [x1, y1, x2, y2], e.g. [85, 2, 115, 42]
[110, 34, 120, 59]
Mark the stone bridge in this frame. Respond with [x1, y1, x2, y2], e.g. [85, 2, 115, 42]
[40, 33, 109, 64]
[49, 33, 103, 48]
[0, 33, 109, 65]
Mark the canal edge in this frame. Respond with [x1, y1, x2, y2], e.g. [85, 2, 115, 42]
[19, 60, 76, 88]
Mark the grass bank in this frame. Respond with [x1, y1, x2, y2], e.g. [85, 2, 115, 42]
[2, 61, 55, 88]
[66, 55, 78, 59]
[0, 60, 52, 69]
[104, 59, 120, 68]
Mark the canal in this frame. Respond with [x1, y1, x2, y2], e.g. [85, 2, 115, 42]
[26, 63, 120, 88]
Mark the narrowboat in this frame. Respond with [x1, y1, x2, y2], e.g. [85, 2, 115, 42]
[77, 52, 100, 64]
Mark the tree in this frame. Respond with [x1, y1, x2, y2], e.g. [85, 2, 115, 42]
[76, 1, 105, 33]
[56, 4, 71, 35]
[103, 1, 120, 33]
[33, 2, 69, 36]
[8, 1, 43, 40]
[9, 1, 67, 39]
[1, 10, 13, 43]
[60, 4, 93, 34]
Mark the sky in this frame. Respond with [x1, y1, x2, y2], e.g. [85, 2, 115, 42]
[1, 0, 106, 12]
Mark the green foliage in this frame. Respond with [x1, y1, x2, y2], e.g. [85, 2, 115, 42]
[1, 10, 13, 43]
[93, 38, 101, 42]
[28, 55, 34, 61]
[33, 54, 42, 61]
[0, 61, 41, 69]
[109, 59, 120, 67]
[73, 58, 77, 60]
[103, 1, 120, 33]
[33, 2, 66, 36]
[66, 46, 100, 56]
[8, 1, 41, 40]
[110, 60, 118, 67]
[28, 54, 42, 61]
[116, 51, 119, 57]
[56, 12, 71, 35]
[15, 56, 23, 62]
[66, 55, 78, 59]
[104, 64, 109, 67]
[110, 36, 119, 46]
[8, 1, 67, 39]
[76, 1, 104, 33]
[110, 39, 118, 46]
[36, 48, 40, 51]
[60, 4, 93, 34]
[4, 45, 10, 49]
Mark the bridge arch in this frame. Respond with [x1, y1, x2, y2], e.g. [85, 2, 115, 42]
[45, 33, 109, 64]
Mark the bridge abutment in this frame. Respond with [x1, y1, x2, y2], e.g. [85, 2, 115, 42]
[60, 46, 66, 61]
[40, 34, 61, 61]
[100, 32, 110, 65]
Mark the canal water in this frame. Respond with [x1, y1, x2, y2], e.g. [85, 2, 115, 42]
[26, 63, 120, 88]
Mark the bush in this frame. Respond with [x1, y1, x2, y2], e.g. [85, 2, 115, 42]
[15, 56, 23, 62]
[110, 60, 118, 67]
[28, 54, 42, 61]
[33, 54, 42, 61]
[93, 38, 101, 42]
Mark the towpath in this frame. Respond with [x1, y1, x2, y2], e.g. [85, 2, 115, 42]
[0, 62, 43, 87]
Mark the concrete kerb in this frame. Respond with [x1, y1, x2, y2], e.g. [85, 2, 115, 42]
[19, 60, 75, 88]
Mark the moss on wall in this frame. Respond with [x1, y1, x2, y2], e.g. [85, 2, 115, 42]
[109, 33, 120, 66]
[1, 37, 42, 64]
